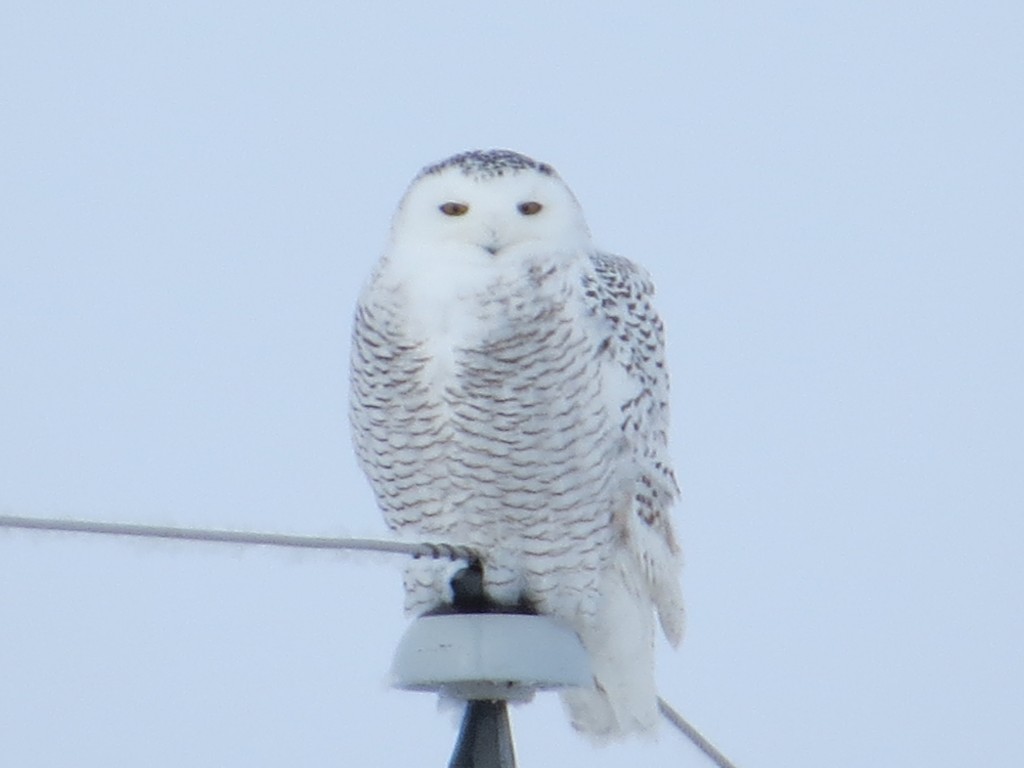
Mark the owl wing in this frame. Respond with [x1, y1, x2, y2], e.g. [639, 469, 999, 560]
[582, 252, 684, 645]
[349, 283, 454, 536]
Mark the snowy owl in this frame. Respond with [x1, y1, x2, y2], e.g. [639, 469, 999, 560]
[349, 149, 683, 738]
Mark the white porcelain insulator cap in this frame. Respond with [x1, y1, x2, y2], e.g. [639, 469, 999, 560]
[390, 613, 593, 701]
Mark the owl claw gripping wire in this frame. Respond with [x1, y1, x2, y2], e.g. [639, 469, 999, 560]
[415, 541, 479, 564]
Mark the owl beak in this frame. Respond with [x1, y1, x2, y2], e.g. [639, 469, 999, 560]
[482, 226, 503, 256]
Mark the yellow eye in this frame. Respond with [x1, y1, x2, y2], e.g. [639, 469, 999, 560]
[439, 202, 469, 216]
[518, 201, 543, 216]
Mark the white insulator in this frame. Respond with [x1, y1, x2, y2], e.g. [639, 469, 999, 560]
[391, 613, 593, 702]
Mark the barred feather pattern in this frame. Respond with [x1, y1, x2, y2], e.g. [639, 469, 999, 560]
[351, 256, 621, 620]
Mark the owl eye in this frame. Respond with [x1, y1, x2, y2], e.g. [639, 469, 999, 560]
[518, 201, 543, 216]
[439, 202, 469, 216]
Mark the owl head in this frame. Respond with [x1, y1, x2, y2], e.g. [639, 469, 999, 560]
[389, 150, 592, 259]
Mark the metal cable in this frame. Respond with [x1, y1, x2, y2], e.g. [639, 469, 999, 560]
[658, 697, 739, 768]
[0, 514, 477, 562]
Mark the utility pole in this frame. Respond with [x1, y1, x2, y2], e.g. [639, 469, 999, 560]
[449, 700, 516, 768]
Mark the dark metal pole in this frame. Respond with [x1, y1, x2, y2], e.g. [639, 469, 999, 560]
[443, 563, 526, 768]
[449, 700, 516, 768]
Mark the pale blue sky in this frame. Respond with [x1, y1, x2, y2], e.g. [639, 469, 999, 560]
[2, 3, 1022, 766]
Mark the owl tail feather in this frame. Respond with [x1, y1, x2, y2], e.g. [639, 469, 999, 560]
[560, 550, 659, 740]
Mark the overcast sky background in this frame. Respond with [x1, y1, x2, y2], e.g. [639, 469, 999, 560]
[2, 3, 1022, 766]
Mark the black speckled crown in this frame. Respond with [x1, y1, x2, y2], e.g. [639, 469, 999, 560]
[419, 149, 556, 180]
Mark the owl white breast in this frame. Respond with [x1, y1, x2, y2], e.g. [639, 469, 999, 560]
[349, 149, 682, 738]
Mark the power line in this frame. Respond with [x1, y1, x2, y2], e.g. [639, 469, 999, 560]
[658, 697, 739, 768]
[0, 514, 477, 561]
[2, 513, 738, 767]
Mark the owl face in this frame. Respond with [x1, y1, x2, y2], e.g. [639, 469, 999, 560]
[390, 151, 591, 259]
